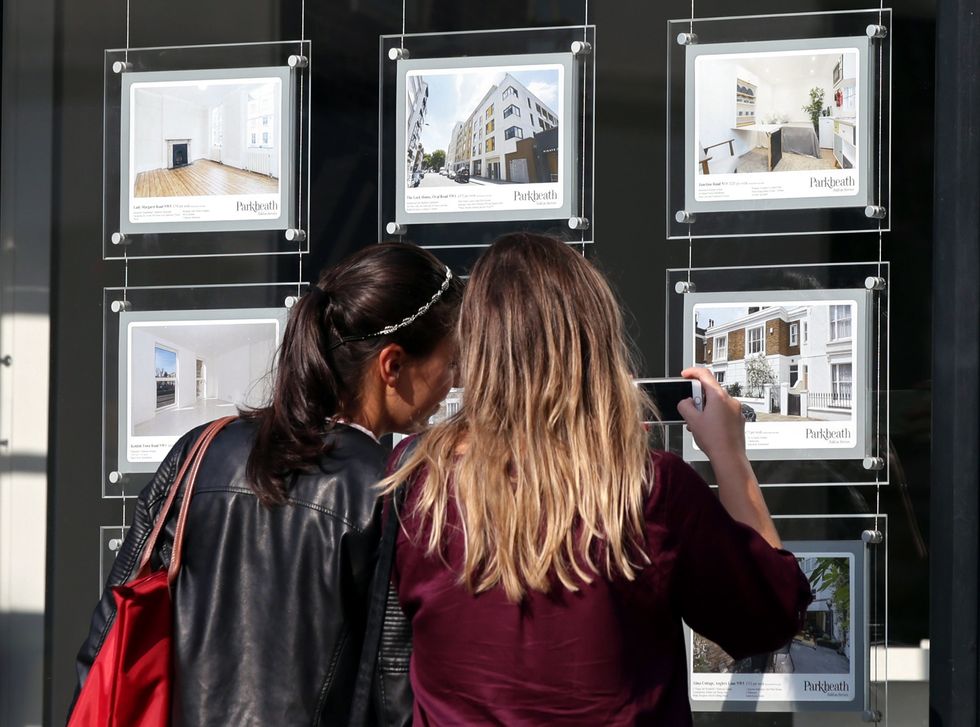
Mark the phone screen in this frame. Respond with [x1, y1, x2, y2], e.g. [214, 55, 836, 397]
[637, 380, 695, 424]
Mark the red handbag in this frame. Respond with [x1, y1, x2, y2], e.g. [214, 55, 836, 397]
[68, 416, 237, 727]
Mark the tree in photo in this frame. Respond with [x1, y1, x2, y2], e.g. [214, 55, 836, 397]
[424, 149, 446, 172]
[808, 557, 851, 652]
[745, 354, 777, 398]
[802, 87, 826, 136]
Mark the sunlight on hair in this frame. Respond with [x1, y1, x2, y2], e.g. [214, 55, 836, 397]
[381, 234, 656, 601]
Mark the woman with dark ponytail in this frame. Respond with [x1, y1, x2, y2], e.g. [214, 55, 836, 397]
[73, 243, 462, 726]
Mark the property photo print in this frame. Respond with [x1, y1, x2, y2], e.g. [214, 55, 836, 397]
[120, 67, 293, 232]
[397, 54, 574, 222]
[118, 309, 285, 469]
[689, 548, 857, 707]
[690, 299, 860, 453]
[689, 39, 867, 208]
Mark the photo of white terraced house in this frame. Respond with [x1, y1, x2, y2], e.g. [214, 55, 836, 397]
[129, 77, 282, 199]
[694, 302, 856, 422]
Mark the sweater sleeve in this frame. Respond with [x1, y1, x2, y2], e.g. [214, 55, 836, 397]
[654, 452, 813, 661]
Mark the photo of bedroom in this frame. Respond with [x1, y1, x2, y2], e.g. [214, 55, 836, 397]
[695, 48, 859, 176]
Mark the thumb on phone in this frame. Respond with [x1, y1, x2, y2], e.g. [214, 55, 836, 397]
[677, 397, 701, 425]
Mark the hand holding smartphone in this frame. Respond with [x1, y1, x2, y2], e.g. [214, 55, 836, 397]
[635, 377, 703, 424]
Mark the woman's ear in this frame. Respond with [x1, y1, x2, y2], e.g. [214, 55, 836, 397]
[377, 343, 407, 389]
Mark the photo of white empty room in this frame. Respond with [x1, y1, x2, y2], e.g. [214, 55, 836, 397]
[691, 41, 865, 205]
[689, 547, 858, 707]
[121, 311, 284, 466]
[121, 67, 292, 231]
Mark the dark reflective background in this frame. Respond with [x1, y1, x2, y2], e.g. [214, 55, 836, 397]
[45, 0, 934, 723]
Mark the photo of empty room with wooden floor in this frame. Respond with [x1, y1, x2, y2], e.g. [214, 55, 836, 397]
[130, 77, 281, 199]
[123, 314, 282, 464]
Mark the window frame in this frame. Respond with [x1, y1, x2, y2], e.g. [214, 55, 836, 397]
[714, 333, 728, 361]
[830, 304, 853, 341]
[153, 344, 178, 411]
[747, 325, 765, 355]
[246, 85, 276, 150]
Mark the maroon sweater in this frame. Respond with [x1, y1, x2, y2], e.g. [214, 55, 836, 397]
[392, 450, 811, 726]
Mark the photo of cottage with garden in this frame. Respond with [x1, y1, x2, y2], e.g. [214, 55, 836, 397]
[692, 553, 852, 676]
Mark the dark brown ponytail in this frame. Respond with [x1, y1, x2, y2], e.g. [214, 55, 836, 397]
[241, 243, 463, 505]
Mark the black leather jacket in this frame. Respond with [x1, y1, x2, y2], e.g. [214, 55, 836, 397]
[73, 420, 412, 726]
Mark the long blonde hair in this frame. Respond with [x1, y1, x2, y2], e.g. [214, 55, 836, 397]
[382, 233, 654, 601]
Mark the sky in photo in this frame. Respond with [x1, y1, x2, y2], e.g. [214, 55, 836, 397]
[694, 305, 767, 331]
[413, 67, 560, 153]
[154, 346, 177, 377]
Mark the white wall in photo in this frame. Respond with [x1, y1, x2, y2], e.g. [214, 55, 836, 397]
[129, 321, 277, 434]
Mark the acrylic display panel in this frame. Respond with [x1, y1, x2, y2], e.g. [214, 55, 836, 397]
[102, 283, 298, 498]
[104, 41, 311, 259]
[686, 512, 887, 716]
[683, 288, 872, 463]
[665, 262, 890, 487]
[666, 9, 891, 239]
[380, 26, 595, 249]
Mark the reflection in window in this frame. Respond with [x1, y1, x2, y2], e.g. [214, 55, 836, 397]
[503, 104, 521, 118]
[504, 126, 523, 140]
[485, 137, 496, 153]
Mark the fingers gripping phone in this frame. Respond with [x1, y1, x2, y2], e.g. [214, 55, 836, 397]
[635, 378, 703, 424]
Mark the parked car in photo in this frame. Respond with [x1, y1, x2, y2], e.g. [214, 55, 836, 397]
[447, 169, 457, 180]
[439, 167, 448, 176]
[455, 167, 470, 183]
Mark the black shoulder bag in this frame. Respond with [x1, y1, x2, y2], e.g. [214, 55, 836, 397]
[348, 441, 417, 726]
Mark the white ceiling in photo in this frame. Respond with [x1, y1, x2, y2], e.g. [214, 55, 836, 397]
[739, 53, 842, 85]
[142, 320, 278, 357]
[134, 81, 275, 108]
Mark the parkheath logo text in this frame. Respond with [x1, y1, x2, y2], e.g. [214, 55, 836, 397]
[803, 679, 850, 694]
[514, 190, 559, 204]
[805, 426, 852, 441]
[810, 175, 856, 190]
[236, 200, 279, 213]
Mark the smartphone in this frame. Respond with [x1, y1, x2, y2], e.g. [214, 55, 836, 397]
[635, 378, 703, 424]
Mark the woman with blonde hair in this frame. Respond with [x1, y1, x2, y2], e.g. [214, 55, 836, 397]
[383, 233, 811, 725]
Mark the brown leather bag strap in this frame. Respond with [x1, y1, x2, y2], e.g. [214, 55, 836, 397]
[167, 415, 237, 586]
[134, 418, 229, 578]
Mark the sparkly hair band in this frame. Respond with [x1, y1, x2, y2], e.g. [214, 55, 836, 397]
[326, 266, 453, 351]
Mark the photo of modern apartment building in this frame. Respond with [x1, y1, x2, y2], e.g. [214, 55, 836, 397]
[694, 303, 855, 421]
[445, 72, 559, 182]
